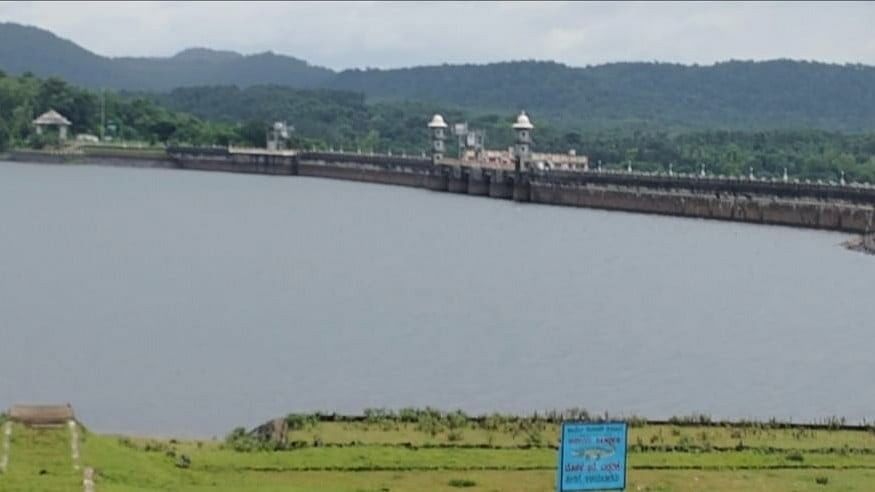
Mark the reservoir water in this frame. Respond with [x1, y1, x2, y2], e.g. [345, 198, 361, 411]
[1, 161, 874, 437]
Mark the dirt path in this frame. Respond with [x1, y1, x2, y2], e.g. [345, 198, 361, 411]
[68, 420, 80, 471]
[83, 466, 95, 492]
[0, 421, 11, 473]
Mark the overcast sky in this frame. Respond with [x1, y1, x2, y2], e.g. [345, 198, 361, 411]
[2, 1, 874, 70]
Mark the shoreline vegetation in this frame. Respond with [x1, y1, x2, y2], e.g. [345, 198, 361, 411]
[4, 409, 875, 490]
[4, 72, 875, 184]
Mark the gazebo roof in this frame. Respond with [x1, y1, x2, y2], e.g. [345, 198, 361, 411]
[33, 109, 72, 126]
[9, 404, 75, 426]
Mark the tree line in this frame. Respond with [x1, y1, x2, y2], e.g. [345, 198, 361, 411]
[0, 72, 259, 150]
[2, 74, 874, 182]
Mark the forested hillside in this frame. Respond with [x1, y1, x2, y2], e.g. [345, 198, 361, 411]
[327, 60, 875, 132]
[3, 77, 875, 182]
[4, 22, 875, 132]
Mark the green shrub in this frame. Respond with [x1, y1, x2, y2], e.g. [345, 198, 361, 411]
[815, 476, 829, 485]
[447, 410, 468, 430]
[448, 479, 477, 488]
[224, 427, 278, 452]
[117, 437, 137, 449]
[175, 454, 191, 469]
[416, 413, 441, 437]
[481, 413, 504, 431]
[526, 430, 544, 447]
[364, 408, 395, 424]
[286, 413, 318, 431]
[398, 407, 420, 423]
[143, 441, 172, 453]
[786, 451, 804, 462]
[668, 413, 712, 425]
[447, 430, 464, 442]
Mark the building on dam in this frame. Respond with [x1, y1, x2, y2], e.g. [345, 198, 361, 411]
[429, 111, 589, 172]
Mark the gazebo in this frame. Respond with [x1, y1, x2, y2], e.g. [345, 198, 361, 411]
[33, 109, 72, 141]
[8, 403, 75, 427]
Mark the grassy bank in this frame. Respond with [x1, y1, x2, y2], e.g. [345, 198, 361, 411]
[3, 412, 875, 491]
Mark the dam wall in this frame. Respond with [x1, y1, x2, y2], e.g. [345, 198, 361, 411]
[296, 152, 451, 192]
[527, 181, 874, 232]
[467, 168, 490, 196]
[170, 148, 297, 175]
[6, 149, 175, 169]
[7, 147, 875, 234]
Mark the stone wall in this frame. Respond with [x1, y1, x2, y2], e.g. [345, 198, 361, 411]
[529, 181, 874, 232]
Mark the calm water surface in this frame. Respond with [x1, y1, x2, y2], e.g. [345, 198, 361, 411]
[1, 161, 873, 437]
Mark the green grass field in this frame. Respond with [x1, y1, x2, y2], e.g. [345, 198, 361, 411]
[3, 415, 875, 491]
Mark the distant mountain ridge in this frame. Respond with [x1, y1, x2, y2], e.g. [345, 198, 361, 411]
[0, 23, 334, 90]
[169, 48, 243, 62]
[4, 22, 875, 131]
[324, 59, 875, 131]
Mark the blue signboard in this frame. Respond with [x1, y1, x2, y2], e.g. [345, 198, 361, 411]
[558, 421, 628, 491]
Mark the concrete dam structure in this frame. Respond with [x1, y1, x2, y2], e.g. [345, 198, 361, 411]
[7, 145, 875, 236]
[159, 146, 875, 235]
[7, 108, 874, 242]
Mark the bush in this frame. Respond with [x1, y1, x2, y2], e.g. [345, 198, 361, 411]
[398, 407, 421, 423]
[526, 430, 544, 447]
[448, 479, 477, 488]
[143, 441, 172, 453]
[815, 476, 829, 485]
[447, 410, 468, 430]
[364, 408, 395, 424]
[447, 430, 464, 442]
[224, 427, 276, 452]
[0, 123, 9, 152]
[175, 454, 191, 469]
[481, 413, 504, 431]
[117, 437, 137, 449]
[27, 132, 49, 149]
[668, 413, 712, 425]
[285, 413, 318, 431]
[786, 451, 805, 462]
[416, 413, 441, 437]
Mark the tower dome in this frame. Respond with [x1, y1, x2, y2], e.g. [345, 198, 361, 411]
[428, 114, 448, 129]
[512, 111, 534, 130]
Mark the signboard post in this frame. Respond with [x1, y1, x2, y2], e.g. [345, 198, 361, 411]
[557, 421, 628, 491]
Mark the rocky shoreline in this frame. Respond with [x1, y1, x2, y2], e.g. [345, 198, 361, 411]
[844, 233, 875, 254]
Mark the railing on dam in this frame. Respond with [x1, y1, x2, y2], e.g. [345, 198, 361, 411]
[299, 151, 432, 171]
[167, 145, 231, 157]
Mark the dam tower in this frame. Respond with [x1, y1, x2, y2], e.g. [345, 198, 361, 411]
[428, 114, 449, 163]
[512, 110, 534, 172]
